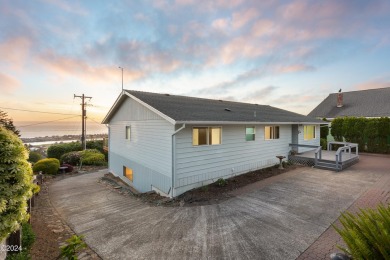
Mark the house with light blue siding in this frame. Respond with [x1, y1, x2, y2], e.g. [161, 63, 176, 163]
[102, 90, 322, 197]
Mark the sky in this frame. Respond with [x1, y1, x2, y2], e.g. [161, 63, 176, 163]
[1, 0, 390, 123]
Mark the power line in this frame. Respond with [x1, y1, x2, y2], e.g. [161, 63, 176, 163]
[0, 106, 79, 116]
[87, 117, 102, 125]
[18, 116, 80, 128]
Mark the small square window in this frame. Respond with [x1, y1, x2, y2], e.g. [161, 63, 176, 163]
[125, 126, 131, 140]
[245, 127, 255, 141]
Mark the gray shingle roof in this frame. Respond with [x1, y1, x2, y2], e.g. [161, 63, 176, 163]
[122, 90, 322, 124]
[308, 88, 390, 118]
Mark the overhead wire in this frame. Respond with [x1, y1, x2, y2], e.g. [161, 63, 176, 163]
[18, 116, 80, 128]
[0, 106, 79, 116]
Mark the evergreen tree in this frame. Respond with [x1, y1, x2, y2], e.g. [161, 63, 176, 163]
[0, 110, 20, 136]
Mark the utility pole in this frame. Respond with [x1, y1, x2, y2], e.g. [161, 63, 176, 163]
[118, 66, 123, 91]
[74, 94, 92, 150]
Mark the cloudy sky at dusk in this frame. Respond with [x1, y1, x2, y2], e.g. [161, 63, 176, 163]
[1, 0, 390, 123]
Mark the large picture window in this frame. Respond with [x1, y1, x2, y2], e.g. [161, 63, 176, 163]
[193, 127, 221, 146]
[304, 125, 316, 140]
[245, 127, 255, 141]
[265, 126, 280, 140]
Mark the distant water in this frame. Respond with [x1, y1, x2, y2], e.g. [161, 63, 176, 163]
[14, 121, 108, 138]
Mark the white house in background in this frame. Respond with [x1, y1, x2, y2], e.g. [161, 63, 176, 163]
[102, 90, 322, 197]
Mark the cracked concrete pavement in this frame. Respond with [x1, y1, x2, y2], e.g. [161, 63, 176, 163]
[49, 156, 384, 260]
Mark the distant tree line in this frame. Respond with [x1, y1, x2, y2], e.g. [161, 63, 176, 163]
[330, 117, 390, 153]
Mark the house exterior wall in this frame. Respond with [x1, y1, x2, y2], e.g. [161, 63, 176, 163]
[108, 98, 174, 194]
[173, 124, 292, 196]
[296, 124, 321, 153]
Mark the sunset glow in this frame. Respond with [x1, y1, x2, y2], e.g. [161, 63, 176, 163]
[1, 0, 390, 122]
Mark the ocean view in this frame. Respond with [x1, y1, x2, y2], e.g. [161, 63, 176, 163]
[14, 121, 108, 139]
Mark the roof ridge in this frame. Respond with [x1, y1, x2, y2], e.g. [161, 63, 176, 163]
[124, 89, 269, 107]
[329, 87, 390, 94]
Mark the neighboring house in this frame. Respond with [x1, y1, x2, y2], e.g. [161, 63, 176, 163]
[308, 88, 390, 119]
[102, 90, 322, 197]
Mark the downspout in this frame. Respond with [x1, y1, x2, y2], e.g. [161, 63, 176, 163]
[171, 124, 186, 197]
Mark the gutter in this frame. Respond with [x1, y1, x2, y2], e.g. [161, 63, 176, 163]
[171, 124, 186, 197]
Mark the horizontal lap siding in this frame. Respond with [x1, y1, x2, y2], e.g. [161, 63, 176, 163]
[174, 125, 292, 193]
[109, 98, 174, 193]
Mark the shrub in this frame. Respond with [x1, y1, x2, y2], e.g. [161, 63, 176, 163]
[32, 158, 60, 175]
[215, 178, 227, 187]
[86, 140, 108, 161]
[60, 235, 87, 260]
[0, 127, 34, 241]
[320, 118, 329, 139]
[333, 204, 390, 259]
[331, 117, 344, 141]
[61, 164, 74, 173]
[27, 151, 42, 163]
[21, 223, 35, 252]
[60, 151, 82, 165]
[47, 142, 82, 160]
[80, 149, 106, 166]
[320, 138, 327, 150]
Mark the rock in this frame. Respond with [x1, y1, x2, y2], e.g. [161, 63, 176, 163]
[330, 252, 352, 260]
[52, 228, 64, 233]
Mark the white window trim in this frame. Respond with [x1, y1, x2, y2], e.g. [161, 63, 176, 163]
[245, 126, 255, 141]
[264, 125, 280, 140]
[125, 125, 131, 140]
[192, 126, 222, 146]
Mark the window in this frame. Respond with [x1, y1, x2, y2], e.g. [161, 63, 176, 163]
[193, 127, 221, 146]
[123, 166, 133, 182]
[304, 125, 316, 140]
[265, 126, 280, 140]
[245, 127, 255, 141]
[125, 126, 131, 140]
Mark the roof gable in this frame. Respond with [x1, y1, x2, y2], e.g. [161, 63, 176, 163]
[308, 88, 390, 118]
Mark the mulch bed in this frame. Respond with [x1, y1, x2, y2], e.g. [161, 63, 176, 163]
[101, 164, 302, 207]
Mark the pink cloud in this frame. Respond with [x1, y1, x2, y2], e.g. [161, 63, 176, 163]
[251, 19, 275, 37]
[232, 8, 259, 29]
[355, 80, 390, 91]
[275, 64, 315, 74]
[0, 37, 31, 70]
[38, 52, 144, 83]
[0, 73, 20, 93]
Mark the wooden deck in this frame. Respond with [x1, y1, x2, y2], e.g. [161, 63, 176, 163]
[289, 148, 359, 171]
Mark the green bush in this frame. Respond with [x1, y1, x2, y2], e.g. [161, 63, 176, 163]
[215, 178, 227, 187]
[320, 118, 329, 139]
[86, 140, 108, 160]
[47, 142, 82, 160]
[333, 204, 390, 259]
[331, 117, 390, 153]
[0, 127, 34, 241]
[6, 251, 30, 260]
[60, 151, 82, 165]
[28, 151, 42, 163]
[32, 158, 60, 175]
[80, 149, 106, 166]
[320, 138, 327, 150]
[21, 223, 35, 251]
[60, 235, 87, 260]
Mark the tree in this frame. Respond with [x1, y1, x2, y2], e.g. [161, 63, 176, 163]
[0, 127, 34, 240]
[0, 110, 20, 136]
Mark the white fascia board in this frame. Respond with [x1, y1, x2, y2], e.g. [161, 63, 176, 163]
[124, 92, 176, 125]
[175, 121, 324, 125]
[101, 91, 126, 124]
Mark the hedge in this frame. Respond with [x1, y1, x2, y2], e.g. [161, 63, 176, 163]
[47, 142, 82, 160]
[48, 140, 107, 160]
[32, 158, 60, 175]
[28, 151, 42, 163]
[0, 127, 34, 240]
[60, 151, 82, 165]
[331, 117, 390, 153]
[80, 149, 106, 166]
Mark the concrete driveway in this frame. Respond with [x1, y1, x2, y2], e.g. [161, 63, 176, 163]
[50, 156, 384, 260]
